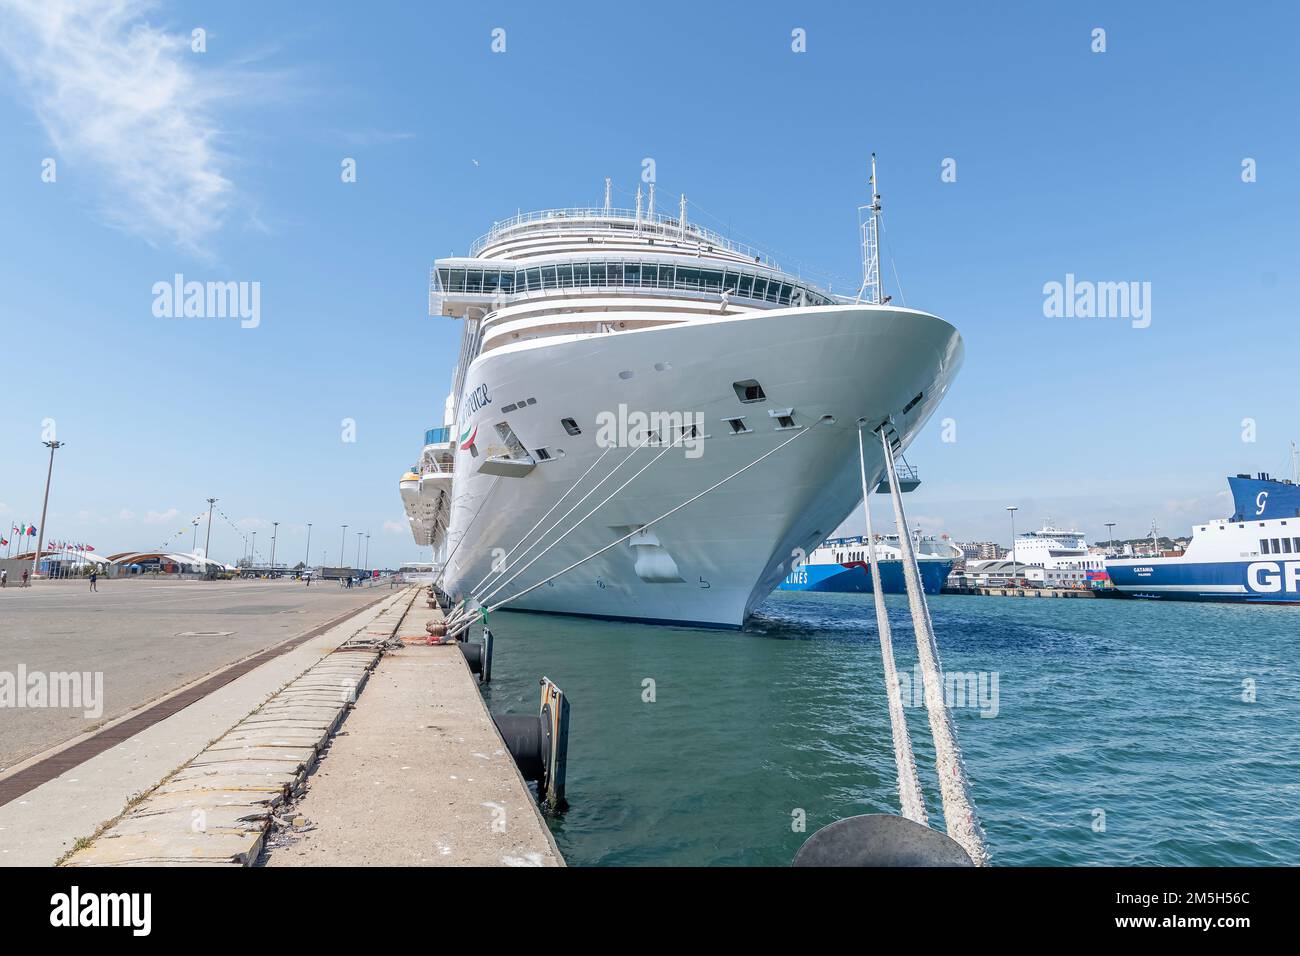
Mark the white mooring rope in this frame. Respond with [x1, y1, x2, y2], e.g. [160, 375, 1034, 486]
[878, 426, 989, 866]
[856, 426, 927, 825]
[445, 420, 826, 637]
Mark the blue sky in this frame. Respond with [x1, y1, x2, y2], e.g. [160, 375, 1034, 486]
[0, 0, 1297, 565]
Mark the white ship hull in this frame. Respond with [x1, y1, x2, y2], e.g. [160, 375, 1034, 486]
[439, 303, 962, 627]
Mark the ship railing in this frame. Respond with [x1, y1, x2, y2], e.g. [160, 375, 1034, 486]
[469, 207, 780, 269]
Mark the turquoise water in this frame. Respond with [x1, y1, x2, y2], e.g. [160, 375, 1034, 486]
[481, 592, 1300, 866]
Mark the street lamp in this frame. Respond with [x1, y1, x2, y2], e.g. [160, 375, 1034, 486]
[304, 522, 312, 571]
[356, 531, 363, 568]
[364, 533, 370, 570]
[270, 521, 279, 573]
[1105, 522, 1116, 555]
[203, 498, 217, 565]
[1006, 506, 1019, 582]
[33, 439, 65, 581]
[191, 519, 200, 552]
[340, 525, 348, 568]
[251, 530, 257, 567]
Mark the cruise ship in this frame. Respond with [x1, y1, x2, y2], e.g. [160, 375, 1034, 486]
[400, 177, 963, 627]
[1105, 472, 1300, 603]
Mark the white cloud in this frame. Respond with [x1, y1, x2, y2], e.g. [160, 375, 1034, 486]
[144, 507, 180, 523]
[0, 0, 235, 253]
[117, 508, 136, 520]
[382, 520, 406, 534]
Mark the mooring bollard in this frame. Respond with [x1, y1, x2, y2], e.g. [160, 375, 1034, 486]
[492, 676, 569, 810]
[794, 814, 974, 867]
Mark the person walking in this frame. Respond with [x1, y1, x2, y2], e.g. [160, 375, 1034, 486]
[1, 568, 7, 588]
[89, 570, 98, 592]
[21, 569, 29, 587]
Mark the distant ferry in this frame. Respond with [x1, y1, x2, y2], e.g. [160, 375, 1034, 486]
[780, 532, 960, 595]
[1106, 472, 1300, 603]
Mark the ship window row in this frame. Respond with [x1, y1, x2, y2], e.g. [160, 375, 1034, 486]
[437, 262, 833, 307]
[1260, 537, 1300, 554]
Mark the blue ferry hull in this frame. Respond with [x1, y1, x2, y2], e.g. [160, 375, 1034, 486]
[1107, 559, 1300, 603]
[780, 559, 952, 595]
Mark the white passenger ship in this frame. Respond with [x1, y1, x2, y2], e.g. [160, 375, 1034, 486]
[400, 176, 963, 627]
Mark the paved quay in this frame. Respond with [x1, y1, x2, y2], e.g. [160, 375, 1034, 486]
[0, 577, 385, 769]
[61, 591, 417, 867]
[261, 597, 563, 867]
[0, 586, 412, 866]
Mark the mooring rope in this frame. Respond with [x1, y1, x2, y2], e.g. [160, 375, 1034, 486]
[434, 475, 501, 591]
[467, 437, 650, 604]
[446, 420, 826, 637]
[878, 426, 989, 865]
[466, 444, 618, 597]
[443, 431, 689, 634]
[856, 426, 927, 825]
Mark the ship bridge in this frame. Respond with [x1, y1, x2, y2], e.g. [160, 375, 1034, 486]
[430, 251, 838, 318]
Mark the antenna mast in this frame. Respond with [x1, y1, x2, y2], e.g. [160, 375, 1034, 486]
[603, 177, 612, 212]
[857, 153, 884, 305]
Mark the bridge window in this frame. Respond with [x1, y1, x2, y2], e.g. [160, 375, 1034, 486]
[1261, 539, 1270, 554]
[1271, 539, 1281, 552]
[1284, 538, 1293, 554]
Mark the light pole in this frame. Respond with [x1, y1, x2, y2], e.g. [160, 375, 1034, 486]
[33, 440, 64, 580]
[1006, 506, 1019, 581]
[304, 523, 312, 571]
[1105, 522, 1116, 555]
[191, 519, 200, 552]
[269, 521, 279, 573]
[356, 531, 363, 567]
[364, 533, 370, 569]
[203, 498, 217, 564]
[250, 531, 257, 567]
[340, 525, 348, 568]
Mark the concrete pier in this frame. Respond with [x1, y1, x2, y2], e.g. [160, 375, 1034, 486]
[0, 583, 562, 867]
[261, 596, 563, 867]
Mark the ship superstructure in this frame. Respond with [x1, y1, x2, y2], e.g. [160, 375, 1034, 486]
[400, 180, 963, 627]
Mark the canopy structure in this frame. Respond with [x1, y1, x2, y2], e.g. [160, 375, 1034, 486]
[105, 551, 237, 574]
[10, 547, 110, 566]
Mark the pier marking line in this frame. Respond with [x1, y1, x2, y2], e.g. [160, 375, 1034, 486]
[0, 591, 394, 808]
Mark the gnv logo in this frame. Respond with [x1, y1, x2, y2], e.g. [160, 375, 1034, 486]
[1256, 491, 1268, 515]
[1246, 561, 1300, 594]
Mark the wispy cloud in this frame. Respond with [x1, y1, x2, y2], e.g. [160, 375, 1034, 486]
[144, 507, 180, 523]
[0, 0, 236, 254]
